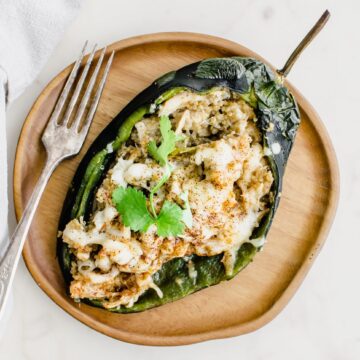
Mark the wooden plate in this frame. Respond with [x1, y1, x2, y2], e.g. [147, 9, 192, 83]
[13, 33, 339, 346]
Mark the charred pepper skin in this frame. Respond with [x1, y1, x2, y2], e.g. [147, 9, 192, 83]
[57, 57, 300, 313]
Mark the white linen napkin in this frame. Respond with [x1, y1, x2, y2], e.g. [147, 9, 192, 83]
[0, 0, 81, 326]
[0, 0, 81, 255]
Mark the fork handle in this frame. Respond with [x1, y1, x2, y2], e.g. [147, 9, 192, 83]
[0, 156, 58, 315]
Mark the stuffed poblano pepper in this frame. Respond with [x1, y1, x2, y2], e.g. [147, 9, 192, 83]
[57, 56, 298, 312]
[57, 12, 329, 313]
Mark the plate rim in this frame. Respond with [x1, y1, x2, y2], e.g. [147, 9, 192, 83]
[13, 32, 340, 345]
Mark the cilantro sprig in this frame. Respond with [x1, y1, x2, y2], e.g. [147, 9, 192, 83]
[147, 116, 183, 218]
[156, 200, 185, 237]
[112, 116, 192, 237]
[112, 187, 185, 236]
[148, 115, 184, 166]
[112, 187, 153, 232]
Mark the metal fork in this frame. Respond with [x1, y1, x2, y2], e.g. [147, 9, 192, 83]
[0, 42, 114, 315]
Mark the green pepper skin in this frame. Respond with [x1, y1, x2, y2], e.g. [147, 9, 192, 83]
[57, 57, 300, 312]
[85, 243, 256, 313]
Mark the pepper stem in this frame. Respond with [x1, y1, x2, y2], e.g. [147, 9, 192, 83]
[277, 10, 330, 80]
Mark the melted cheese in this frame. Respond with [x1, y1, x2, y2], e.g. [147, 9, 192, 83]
[95, 255, 112, 272]
[222, 246, 239, 276]
[63, 223, 107, 247]
[87, 266, 120, 284]
[187, 260, 198, 282]
[234, 210, 259, 242]
[124, 163, 152, 187]
[63, 88, 273, 309]
[271, 142, 281, 155]
[159, 92, 204, 116]
[194, 140, 234, 173]
[111, 158, 133, 187]
[93, 206, 117, 230]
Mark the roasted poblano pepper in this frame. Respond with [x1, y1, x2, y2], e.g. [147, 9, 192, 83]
[57, 57, 300, 313]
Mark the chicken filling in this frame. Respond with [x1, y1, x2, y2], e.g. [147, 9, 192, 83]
[62, 88, 273, 309]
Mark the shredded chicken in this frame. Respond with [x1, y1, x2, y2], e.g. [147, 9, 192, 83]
[62, 88, 273, 309]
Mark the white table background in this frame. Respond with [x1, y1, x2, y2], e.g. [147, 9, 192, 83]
[1, 0, 359, 358]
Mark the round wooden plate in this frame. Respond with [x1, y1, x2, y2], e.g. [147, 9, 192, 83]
[13, 33, 339, 346]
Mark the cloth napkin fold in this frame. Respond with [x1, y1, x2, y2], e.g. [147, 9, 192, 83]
[0, 0, 81, 257]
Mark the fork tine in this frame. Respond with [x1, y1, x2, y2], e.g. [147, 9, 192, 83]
[79, 50, 114, 137]
[72, 46, 107, 132]
[48, 41, 88, 126]
[61, 44, 98, 127]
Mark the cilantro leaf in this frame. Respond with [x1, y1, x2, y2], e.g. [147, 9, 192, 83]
[112, 186, 126, 204]
[156, 200, 185, 237]
[147, 140, 162, 165]
[111, 117, 188, 237]
[112, 187, 154, 232]
[148, 116, 184, 166]
[112, 186, 188, 237]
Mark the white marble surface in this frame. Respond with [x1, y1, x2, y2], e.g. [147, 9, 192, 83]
[1, 0, 359, 358]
